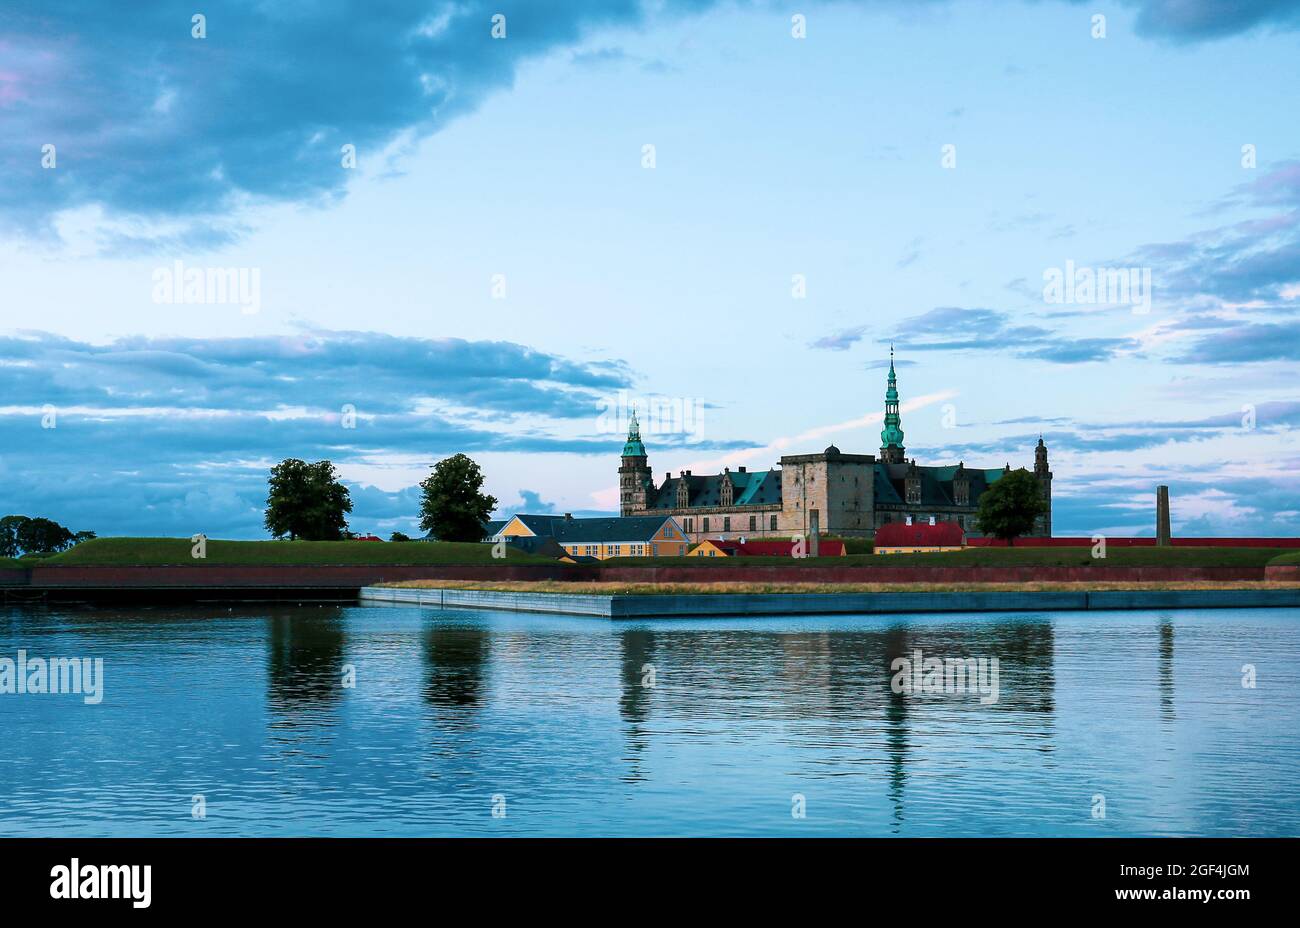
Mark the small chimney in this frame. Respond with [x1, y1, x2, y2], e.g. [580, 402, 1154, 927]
[738, 466, 746, 473]
[564, 512, 573, 521]
[685, 470, 692, 477]
[665, 471, 671, 482]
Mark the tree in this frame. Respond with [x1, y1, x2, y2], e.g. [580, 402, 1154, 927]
[0, 516, 29, 558]
[16, 517, 76, 555]
[389, 531, 412, 543]
[975, 468, 1048, 545]
[419, 454, 497, 542]
[1, 516, 92, 557]
[264, 459, 353, 540]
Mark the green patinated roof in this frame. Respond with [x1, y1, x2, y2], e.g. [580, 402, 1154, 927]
[621, 409, 646, 458]
[880, 353, 905, 448]
[648, 469, 783, 510]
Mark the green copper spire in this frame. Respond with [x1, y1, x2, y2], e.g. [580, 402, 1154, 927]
[880, 345, 905, 450]
[621, 407, 647, 458]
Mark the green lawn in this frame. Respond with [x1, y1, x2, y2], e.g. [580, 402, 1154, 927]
[8, 537, 547, 567]
[607, 546, 1293, 568]
[4, 539, 1294, 570]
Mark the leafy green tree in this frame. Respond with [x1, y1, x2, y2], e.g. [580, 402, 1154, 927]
[419, 454, 498, 542]
[16, 517, 76, 555]
[389, 531, 412, 542]
[974, 468, 1048, 545]
[264, 459, 353, 541]
[0, 515, 30, 558]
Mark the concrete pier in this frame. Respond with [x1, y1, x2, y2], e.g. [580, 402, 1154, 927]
[359, 585, 1300, 618]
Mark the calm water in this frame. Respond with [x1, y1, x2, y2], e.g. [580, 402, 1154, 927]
[1, 603, 1297, 836]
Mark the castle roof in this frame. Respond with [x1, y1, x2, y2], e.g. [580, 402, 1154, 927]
[646, 469, 782, 510]
[874, 462, 1006, 508]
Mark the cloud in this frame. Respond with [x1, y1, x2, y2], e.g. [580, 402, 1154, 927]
[1173, 320, 1300, 364]
[888, 306, 1139, 362]
[3, 1, 1294, 243]
[0, 0, 711, 240]
[0, 327, 757, 536]
[808, 325, 869, 351]
[1130, 161, 1300, 306]
[1125, 0, 1300, 42]
[0, 328, 631, 418]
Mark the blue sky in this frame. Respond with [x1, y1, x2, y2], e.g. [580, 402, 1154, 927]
[1, 0, 1298, 539]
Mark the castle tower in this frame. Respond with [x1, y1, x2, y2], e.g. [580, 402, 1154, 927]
[879, 347, 906, 464]
[1034, 436, 1053, 536]
[618, 409, 652, 516]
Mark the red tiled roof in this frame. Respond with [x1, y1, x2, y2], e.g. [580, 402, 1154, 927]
[708, 539, 846, 557]
[872, 521, 965, 547]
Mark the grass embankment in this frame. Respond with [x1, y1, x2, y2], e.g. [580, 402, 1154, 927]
[1268, 551, 1300, 566]
[5, 537, 547, 567]
[385, 579, 1300, 594]
[604, 547, 1291, 568]
[3, 540, 1295, 571]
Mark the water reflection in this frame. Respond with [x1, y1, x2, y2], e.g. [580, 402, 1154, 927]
[1158, 616, 1176, 722]
[881, 625, 912, 830]
[265, 607, 347, 716]
[421, 625, 491, 720]
[618, 630, 656, 780]
[2, 603, 1294, 836]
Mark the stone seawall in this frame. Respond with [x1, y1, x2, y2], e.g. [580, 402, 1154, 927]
[360, 585, 1300, 618]
[2, 563, 1294, 603]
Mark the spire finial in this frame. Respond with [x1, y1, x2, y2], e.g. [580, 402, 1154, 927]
[621, 403, 646, 457]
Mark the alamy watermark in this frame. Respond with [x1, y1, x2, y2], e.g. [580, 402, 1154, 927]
[890, 649, 999, 704]
[596, 390, 704, 438]
[152, 260, 261, 314]
[1043, 260, 1151, 314]
[0, 650, 103, 705]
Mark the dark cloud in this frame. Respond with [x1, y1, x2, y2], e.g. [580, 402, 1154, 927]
[0, 329, 630, 418]
[0, 0, 708, 237]
[1125, 0, 1300, 42]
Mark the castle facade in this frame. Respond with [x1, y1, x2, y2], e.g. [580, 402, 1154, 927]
[618, 355, 1052, 541]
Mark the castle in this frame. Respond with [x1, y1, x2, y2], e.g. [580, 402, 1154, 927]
[618, 354, 1052, 541]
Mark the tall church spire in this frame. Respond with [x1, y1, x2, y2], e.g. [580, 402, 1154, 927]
[879, 346, 906, 464]
[621, 406, 646, 458]
[618, 406, 650, 516]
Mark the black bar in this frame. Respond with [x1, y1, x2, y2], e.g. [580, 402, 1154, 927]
[0, 837, 1285, 914]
